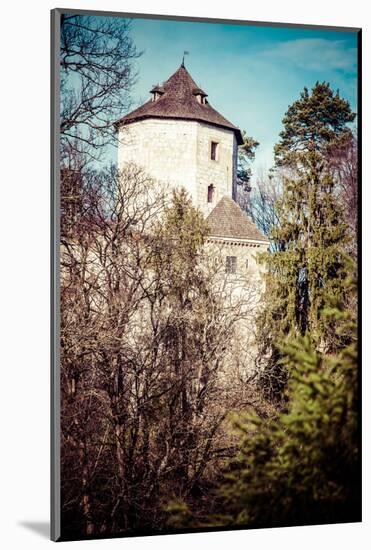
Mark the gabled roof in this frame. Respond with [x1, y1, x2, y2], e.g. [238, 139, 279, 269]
[114, 64, 243, 144]
[206, 196, 269, 243]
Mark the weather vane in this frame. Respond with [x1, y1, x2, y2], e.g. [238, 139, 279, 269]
[181, 51, 189, 67]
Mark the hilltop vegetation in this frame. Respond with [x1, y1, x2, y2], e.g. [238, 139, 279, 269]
[58, 15, 359, 538]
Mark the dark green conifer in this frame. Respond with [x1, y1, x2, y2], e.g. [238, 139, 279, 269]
[274, 81, 355, 167]
[219, 279, 359, 527]
[237, 131, 259, 189]
[256, 83, 355, 400]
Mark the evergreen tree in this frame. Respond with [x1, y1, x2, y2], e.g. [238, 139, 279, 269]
[237, 131, 259, 190]
[257, 152, 350, 399]
[218, 283, 359, 528]
[274, 81, 355, 168]
[150, 189, 235, 496]
[256, 83, 355, 400]
[157, 187, 209, 285]
[165, 272, 359, 531]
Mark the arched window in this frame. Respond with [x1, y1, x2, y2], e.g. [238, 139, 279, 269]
[207, 184, 215, 203]
[210, 141, 218, 161]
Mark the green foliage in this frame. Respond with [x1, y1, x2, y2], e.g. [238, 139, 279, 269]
[162, 187, 209, 259]
[217, 82, 359, 528]
[274, 81, 355, 167]
[164, 501, 194, 530]
[165, 278, 359, 530]
[237, 131, 260, 189]
[264, 153, 349, 332]
[256, 153, 351, 400]
[218, 305, 359, 527]
[153, 188, 210, 297]
[256, 83, 355, 400]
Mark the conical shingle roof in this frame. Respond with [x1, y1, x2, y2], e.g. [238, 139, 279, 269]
[114, 64, 243, 144]
[206, 196, 269, 242]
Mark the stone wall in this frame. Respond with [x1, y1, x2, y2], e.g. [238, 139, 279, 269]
[118, 118, 237, 216]
[206, 237, 269, 296]
[195, 123, 238, 216]
[204, 237, 269, 375]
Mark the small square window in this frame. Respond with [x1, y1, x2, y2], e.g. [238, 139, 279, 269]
[226, 256, 237, 274]
[211, 141, 218, 161]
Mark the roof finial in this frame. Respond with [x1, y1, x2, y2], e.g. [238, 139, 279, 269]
[181, 50, 189, 67]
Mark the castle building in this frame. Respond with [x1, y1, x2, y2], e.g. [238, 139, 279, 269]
[115, 62, 269, 278]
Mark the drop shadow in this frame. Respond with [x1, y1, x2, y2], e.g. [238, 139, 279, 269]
[18, 521, 50, 539]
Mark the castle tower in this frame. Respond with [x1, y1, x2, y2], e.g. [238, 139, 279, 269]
[115, 62, 270, 377]
[115, 63, 269, 278]
[115, 63, 243, 216]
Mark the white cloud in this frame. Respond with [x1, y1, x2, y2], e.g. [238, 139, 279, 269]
[258, 38, 357, 73]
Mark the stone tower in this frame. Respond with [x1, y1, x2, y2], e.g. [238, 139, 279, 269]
[115, 63, 269, 277]
[115, 62, 244, 217]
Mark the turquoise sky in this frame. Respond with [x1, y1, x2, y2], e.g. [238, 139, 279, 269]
[122, 17, 358, 177]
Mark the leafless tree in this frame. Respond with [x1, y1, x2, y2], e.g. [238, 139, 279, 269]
[327, 130, 358, 252]
[60, 14, 141, 162]
[237, 168, 284, 250]
[60, 166, 263, 537]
